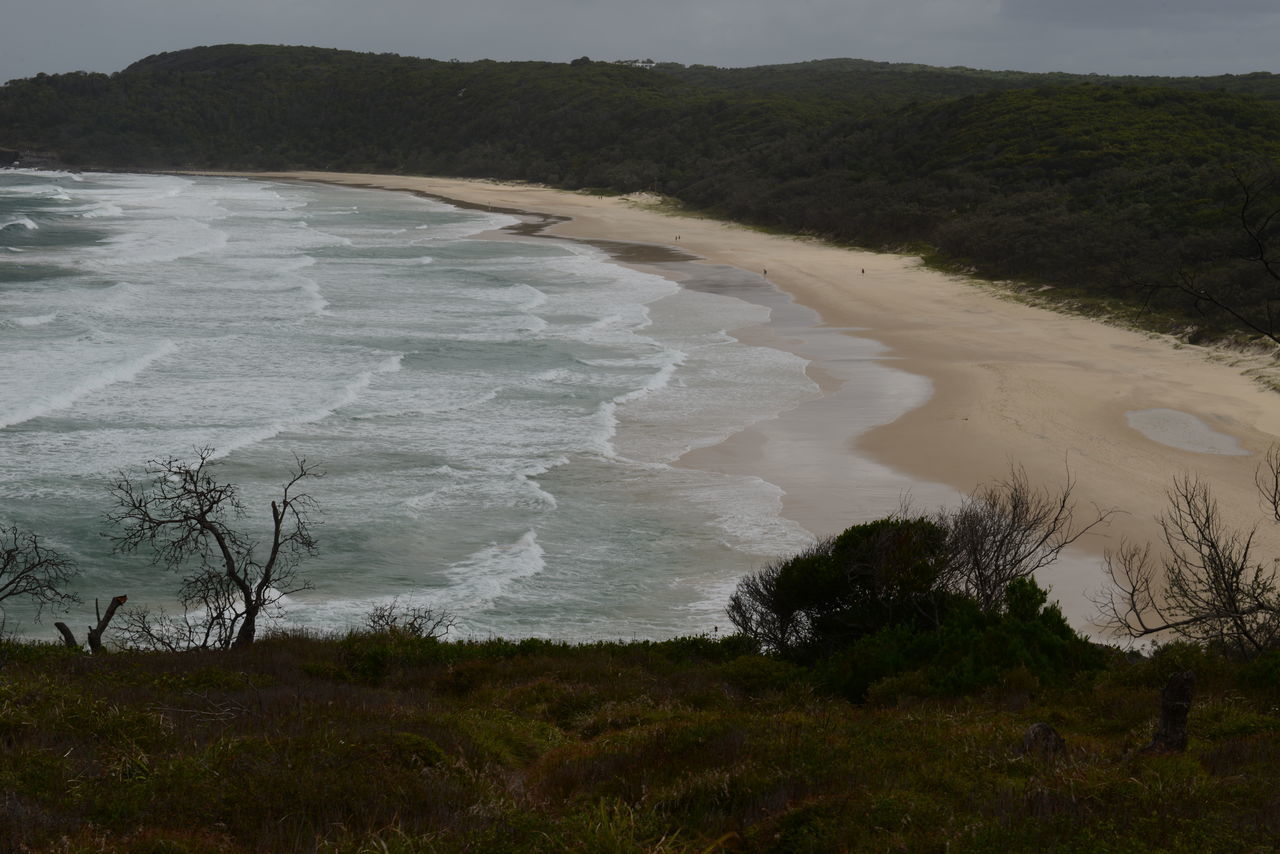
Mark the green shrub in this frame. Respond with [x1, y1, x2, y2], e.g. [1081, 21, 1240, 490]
[865, 669, 933, 707]
[386, 732, 448, 768]
[338, 631, 445, 685]
[813, 579, 1103, 700]
[719, 654, 800, 694]
[651, 633, 759, 663]
[1237, 649, 1280, 694]
[727, 516, 949, 658]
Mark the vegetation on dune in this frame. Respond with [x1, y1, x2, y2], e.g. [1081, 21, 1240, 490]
[4, 616, 1280, 852]
[6, 45, 1280, 342]
[5, 455, 1280, 850]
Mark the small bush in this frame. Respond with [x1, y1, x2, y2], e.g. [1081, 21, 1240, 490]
[865, 669, 933, 707]
[386, 731, 448, 769]
[720, 655, 800, 695]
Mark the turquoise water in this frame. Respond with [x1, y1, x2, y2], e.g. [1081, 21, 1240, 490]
[0, 171, 819, 639]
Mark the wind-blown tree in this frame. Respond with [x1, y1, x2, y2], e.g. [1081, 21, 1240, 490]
[0, 524, 79, 630]
[106, 449, 321, 650]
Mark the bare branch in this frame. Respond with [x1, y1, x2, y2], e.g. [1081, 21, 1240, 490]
[936, 466, 1112, 613]
[1097, 459, 1280, 658]
[363, 598, 457, 640]
[0, 524, 80, 622]
[105, 450, 322, 650]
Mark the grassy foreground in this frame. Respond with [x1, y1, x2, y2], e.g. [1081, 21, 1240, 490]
[2, 631, 1279, 853]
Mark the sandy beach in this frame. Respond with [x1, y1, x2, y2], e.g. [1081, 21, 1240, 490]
[195, 171, 1280, 627]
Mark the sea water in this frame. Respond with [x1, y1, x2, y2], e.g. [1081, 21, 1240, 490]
[0, 170, 821, 640]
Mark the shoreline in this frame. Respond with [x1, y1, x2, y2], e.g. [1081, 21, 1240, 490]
[463, 207, 960, 542]
[186, 170, 1280, 627]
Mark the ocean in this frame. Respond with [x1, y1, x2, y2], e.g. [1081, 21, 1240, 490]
[0, 169, 830, 640]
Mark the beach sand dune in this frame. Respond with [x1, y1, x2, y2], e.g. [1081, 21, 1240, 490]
[200, 172, 1280, 628]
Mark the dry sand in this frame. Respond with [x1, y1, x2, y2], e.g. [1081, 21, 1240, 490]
[195, 171, 1280, 627]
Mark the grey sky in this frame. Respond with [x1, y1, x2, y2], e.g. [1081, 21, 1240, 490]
[3, 0, 1278, 86]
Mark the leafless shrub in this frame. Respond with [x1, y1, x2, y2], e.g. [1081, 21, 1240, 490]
[935, 466, 1110, 612]
[113, 569, 255, 652]
[363, 598, 456, 640]
[1097, 458, 1280, 659]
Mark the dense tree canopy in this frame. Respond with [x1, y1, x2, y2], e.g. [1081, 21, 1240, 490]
[6, 45, 1280, 339]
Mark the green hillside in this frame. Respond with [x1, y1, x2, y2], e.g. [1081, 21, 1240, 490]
[4, 44, 1280, 341]
[3, 629, 1280, 853]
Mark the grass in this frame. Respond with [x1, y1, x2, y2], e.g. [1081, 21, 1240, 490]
[2, 633, 1279, 853]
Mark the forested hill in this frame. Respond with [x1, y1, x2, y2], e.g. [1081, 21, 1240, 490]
[6, 44, 1280, 342]
[655, 57, 1280, 107]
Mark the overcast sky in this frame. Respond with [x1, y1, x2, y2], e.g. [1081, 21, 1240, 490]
[3, 0, 1279, 85]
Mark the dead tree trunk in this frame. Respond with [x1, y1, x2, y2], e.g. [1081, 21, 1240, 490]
[87, 595, 127, 653]
[1146, 670, 1195, 753]
[53, 595, 127, 653]
[53, 622, 78, 649]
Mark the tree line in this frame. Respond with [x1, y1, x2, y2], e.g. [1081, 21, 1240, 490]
[6, 45, 1280, 341]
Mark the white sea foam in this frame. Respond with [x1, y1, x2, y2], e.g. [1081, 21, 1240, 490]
[403, 456, 565, 514]
[0, 340, 177, 429]
[616, 351, 687, 404]
[0, 217, 37, 231]
[211, 354, 405, 457]
[84, 282, 145, 316]
[76, 202, 124, 218]
[5, 168, 81, 181]
[87, 218, 229, 267]
[13, 313, 56, 327]
[442, 529, 546, 607]
[297, 279, 330, 315]
[484, 283, 549, 310]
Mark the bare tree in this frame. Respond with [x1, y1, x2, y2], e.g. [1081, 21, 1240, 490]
[0, 524, 79, 630]
[1098, 455, 1280, 659]
[936, 467, 1110, 613]
[106, 449, 321, 649]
